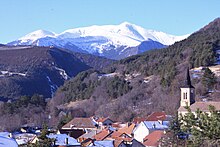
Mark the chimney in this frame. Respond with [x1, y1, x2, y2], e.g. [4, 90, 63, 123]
[53, 139, 56, 146]
[65, 137, 68, 145]
[8, 133, 12, 138]
[127, 122, 131, 127]
[153, 123, 156, 129]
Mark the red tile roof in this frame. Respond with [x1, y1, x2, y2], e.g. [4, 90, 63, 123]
[81, 138, 94, 146]
[133, 117, 148, 124]
[114, 140, 124, 147]
[96, 117, 109, 123]
[146, 112, 166, 121]
[143, 130, 165, 146]
[111, 122, 124, 129]
[118, 123, 135, 136]
[93, 129, 112, 141]
[109, 130, 133, 142]
[110, 131, 123, 138]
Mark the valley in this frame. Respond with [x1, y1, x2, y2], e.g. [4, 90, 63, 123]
[0, 17, 220, 147]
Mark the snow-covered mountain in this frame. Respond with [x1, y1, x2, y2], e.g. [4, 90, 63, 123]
[8, 22, 189, 59]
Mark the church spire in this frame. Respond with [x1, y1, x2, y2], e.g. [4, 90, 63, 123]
[180, 67, 195, 107]
[184, 67, 194, 88]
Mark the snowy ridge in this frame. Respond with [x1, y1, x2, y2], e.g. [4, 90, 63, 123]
[57, 22, 188, 46]
[8, 22, 189, 59]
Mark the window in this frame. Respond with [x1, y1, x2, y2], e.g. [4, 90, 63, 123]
[183, 92, 187, 99]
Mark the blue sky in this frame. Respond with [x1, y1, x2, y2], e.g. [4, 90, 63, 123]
[0, 0, 220, 43]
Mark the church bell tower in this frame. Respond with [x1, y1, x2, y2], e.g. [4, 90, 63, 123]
[180, 68, 195, 107]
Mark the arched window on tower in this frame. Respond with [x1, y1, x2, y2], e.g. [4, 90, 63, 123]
[183, 92, 187, 99]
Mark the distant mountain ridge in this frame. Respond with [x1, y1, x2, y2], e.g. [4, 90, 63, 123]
[8, 22, 189, 59]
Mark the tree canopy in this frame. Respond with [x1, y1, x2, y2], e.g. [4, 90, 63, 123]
[168, 106, 220, 146]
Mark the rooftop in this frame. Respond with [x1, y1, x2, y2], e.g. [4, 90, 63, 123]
[143, 130, 165, 146]
[62, 117, 97, 129]
[93, 129, 112, 141]
[146, 112, 167, 121]
[47, 134, 80, 146]
[178, 101, 220, 112]
[143, 121, 169, 130]
[118, 123, 135, 136]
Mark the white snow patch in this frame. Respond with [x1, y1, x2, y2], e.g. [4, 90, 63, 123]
[14, 133, 36, 145]
[54, 67, 69, 80]
[0, 136, 18, 147]
[46, 76, 58, 97]
[143, 75, 154, 83]
[0, 46, 32, 50]
[98, 73, 119, 79]
[0, 71, 27, 77]
[191, 65, 220, 78]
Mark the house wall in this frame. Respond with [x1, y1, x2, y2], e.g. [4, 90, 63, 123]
[131, 139, 145, 147]
[118, 142, 127, 147]
[133, 122, 149, 143]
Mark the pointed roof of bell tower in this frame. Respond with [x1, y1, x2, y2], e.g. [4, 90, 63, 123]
[183, 67, 194, 88]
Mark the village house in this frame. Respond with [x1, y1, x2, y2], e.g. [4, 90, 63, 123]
[92, 129, 113, 141]
[178, 69, 220, 116]
[117, 123, 135, 138]
[132, 130, 165, 147]
[132, 111, 170, 143]
[60, 117, 98, 139]
[80, 138, 114, 147]
[133, 121, 168, 143]
[90, 140, 114, 147]
[47, 133, 81, 147]
[114, 140, 127, 147]
[94, 117, 114, 129]
[13, 133, 37, 146]
[108, 131, 133, 146]
[133, 111, 172, 124]
[77, 129, 101, 142]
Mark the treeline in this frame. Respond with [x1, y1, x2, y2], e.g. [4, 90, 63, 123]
[2, 94, 46, 114]
[57, 70, 132, 103]
[0, 94, 47, 131]
[106, 76, 132, 99]
[58, 70, 100, 103]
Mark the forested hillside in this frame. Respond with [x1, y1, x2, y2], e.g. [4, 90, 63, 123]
[49, 18, 220, 125]
[0, 46, 113, 99]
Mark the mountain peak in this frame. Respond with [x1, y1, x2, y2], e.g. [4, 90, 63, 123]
[120, 21, 134, 26]
[20, 29, 56, 41]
